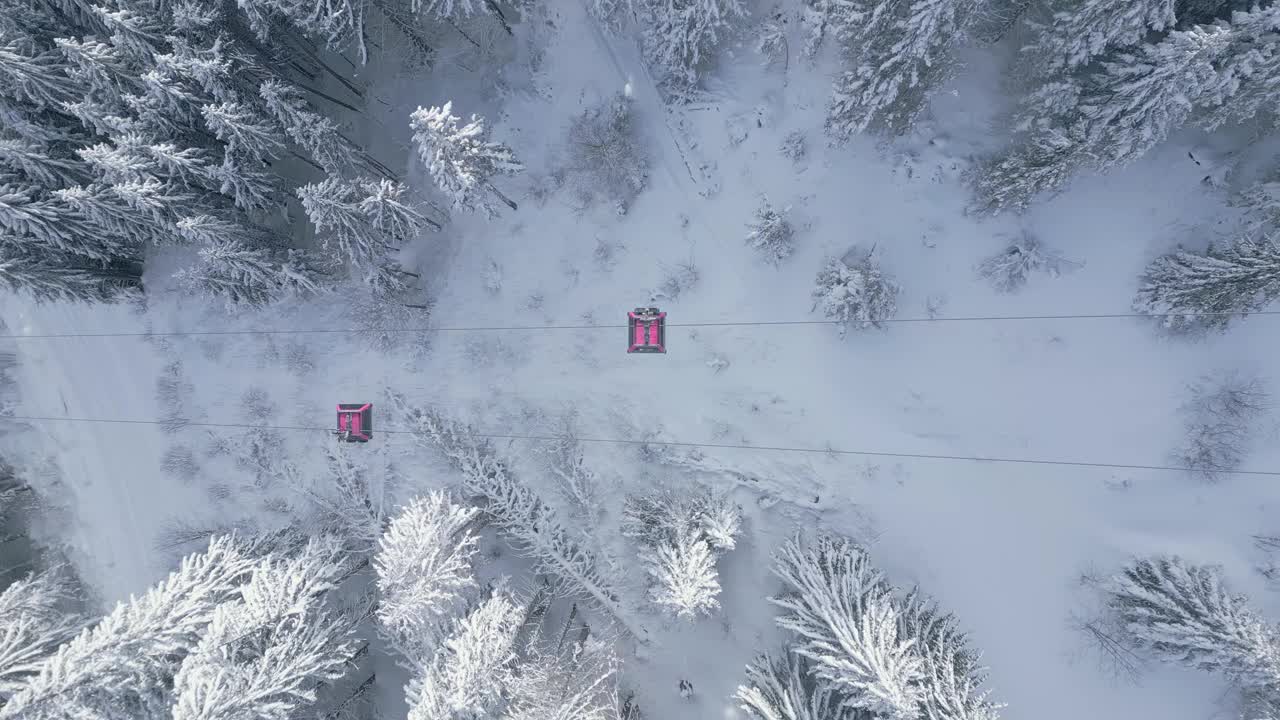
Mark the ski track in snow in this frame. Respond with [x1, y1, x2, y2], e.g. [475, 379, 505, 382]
[5, 6, 1280, 720]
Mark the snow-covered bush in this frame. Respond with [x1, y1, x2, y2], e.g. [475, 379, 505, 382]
[410, 102, 523, 217]
[394, 397, 645, 640]
[375, 491, 479, 665]
[976, 230, 1078, 293]
[781, 130, 807, 163]
[622, 485, 742, 619]
[1134, 235, 1280, 335]
[653, 261, 700, 302]
[639, 0, 747, 92]
[745, 199, 795, 264]
[565, 93, 649, 214]
[1174, 372, 1269, 482]
[811, 253, 900, 335]
[1104, 556, 1280, 690]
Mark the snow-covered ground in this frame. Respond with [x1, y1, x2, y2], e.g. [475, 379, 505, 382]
[3, 3, 1280, 720]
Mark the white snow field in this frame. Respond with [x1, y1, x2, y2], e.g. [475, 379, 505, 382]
[3, 3, 1280, 720]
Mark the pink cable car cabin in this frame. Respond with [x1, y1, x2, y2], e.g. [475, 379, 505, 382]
[336, 403, 373, 442]
[627, 307, 666, 353]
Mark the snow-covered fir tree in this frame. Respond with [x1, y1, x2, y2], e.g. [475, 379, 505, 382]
[170, 535, 360, 720]
[826, 0, 980, 137]
[0, 249, 141, 303]
[0, 568, 84, 702]
[648, 530, 722, 619]
[638, 0, 747, 93]
[970, 126, 1084, 214]
[622, 484, 742, 620]
[297, 177, 429, 281]
[1199, 4, 1280, 131]
[410, 102, 522, 217]
[1022, 0, 1176, 74]
[770, 534, 924, 720]
[394, 396, 646, 641]
[375, 491, 480, 665]
[745, 199, 795, 264]
[1133, 235, 1280, 334]
[737, 649, 854, 720]
[811, 252, 901, 335]
[173, 240, 329, 310]
[0, 537, 254, 720]
[406, 591, 523, 720]
[1106, 556, 1280, 690]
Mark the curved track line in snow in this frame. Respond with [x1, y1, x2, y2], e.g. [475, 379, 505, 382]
[10, 413, 1280, 477]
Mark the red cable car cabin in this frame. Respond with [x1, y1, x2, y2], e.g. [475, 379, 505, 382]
[627, 307, 666, 353]
[336, 403, 373, 442]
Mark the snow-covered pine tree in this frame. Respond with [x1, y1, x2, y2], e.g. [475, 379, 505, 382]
[976, 230, 1077, 293]
[394, 397, 647, 641]
[297, 177, 429, 279]
[174, 240, 329, 309]
[745, 198, 795, 264]
[1133, 235, 1280, 334]
[405, 591, 523, 720]
[1106, 556, 1280, 690]
[258, 79, 360, 176]
[648, 530, 721, 619]
[409, 102, 522, 217]
[504, 611, 619, 720]
[375, 491, 480, 665]
[1021, 0, 1176, 75]
[826, 0, 979, 137]
[736, 649, 855, 720]
[0, 537, 255, 720]
[770, 533, 925, 720]
[170, 535, 360, 720]
[638, 0, 747, 93]
[0, 568, 84, 702]
[622, 485, 741, 620]
[970, 126, 1085, 214]
[1236, 172, 1280, 234]
[896, 588, 1001, 720]
[1075, 24, 1230, 171]
[0, 242, 141, 303]
[0, 183, 134, 263]
[811, 252, 901, 335]
[0, 137, 86, 187]
[1198, 4, 1280, 131]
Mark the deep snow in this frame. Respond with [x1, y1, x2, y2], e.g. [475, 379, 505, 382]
[3, 3, 1280, 720]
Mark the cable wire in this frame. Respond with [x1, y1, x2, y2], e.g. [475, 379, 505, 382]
[10, 413, 1280, 477]
[2, 309, 1278, 340]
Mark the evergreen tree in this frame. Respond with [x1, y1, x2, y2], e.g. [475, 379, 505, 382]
[745, 199, 795, 265]
[1022, 0, 1176, 74]
[638, 0, 747, 92]
[1199, 5, 1280, 131]
[170, 536, 359, 720]
[826, 0, 979, 138]
[405, 592, 522, 720]
[770, 534, 924, 720]
[395, 397, 647, 641]
[0, 248, 140, 302]
[0, 538, 254, 720]
[1133, 235, 1280, 334]
[1107, 556, 1280, 690]
[0, 568, 84, 701]
[174, 240, 328, 309]
[811, 252, 901, 335]
[410, 102, 522, 217]
[648, 530, 722, 619]
[375, 492, 481, 665]
[737, 650, 855, 720]
[259, 79, 359, 175]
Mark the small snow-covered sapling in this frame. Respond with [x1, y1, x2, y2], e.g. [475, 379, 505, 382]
[745, 199, 795, 264]
[811, 251, 901, 335]
[977, 229, 1079, 293]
